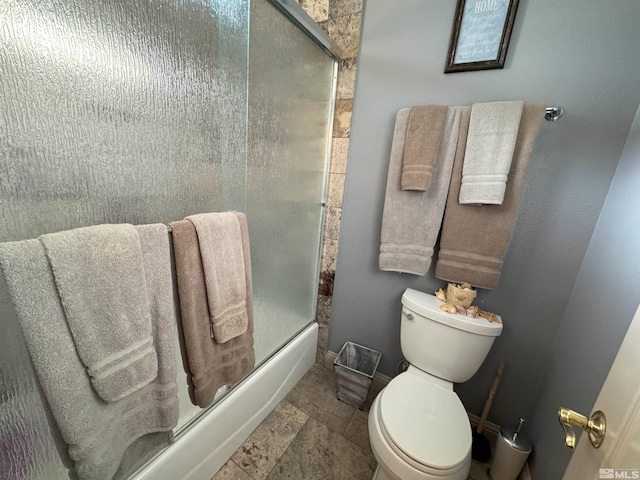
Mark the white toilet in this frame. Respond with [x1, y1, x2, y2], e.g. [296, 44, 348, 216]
[368, 288, 503, 480]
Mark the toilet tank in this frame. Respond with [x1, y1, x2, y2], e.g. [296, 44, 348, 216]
[400, 288, 502, 383]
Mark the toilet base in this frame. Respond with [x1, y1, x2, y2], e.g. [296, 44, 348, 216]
[369, 392, 471, 480]
[372, 464, 394, 480]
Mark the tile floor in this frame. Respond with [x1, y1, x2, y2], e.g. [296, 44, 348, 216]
[212, 363, 495, 480]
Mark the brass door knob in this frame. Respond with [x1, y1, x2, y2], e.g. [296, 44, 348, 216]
[558, 407, 606, 449]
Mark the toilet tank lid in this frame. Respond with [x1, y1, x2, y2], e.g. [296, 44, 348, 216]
[401, 289, 503, 336]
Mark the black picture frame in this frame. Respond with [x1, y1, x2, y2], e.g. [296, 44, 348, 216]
[445, 0, 520, 73]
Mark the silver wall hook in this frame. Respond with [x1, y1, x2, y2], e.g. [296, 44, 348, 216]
[545, 106, 564, 122]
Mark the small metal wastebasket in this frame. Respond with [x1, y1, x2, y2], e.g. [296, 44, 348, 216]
[333, 341, 382, 409]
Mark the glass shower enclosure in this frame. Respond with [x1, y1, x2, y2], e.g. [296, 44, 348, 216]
[0, 0, 337, 478]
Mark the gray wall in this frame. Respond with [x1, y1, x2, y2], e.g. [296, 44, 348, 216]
[328, 0, 640, 432]
[528, 108, 640, 478]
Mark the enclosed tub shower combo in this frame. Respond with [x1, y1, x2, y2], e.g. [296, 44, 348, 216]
[0, 1, 339, 479]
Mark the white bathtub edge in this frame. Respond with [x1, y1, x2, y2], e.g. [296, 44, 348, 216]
[132, 322, 318, 480]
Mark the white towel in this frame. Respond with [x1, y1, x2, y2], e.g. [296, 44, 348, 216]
[379, 106, 467, 275]
[186, 212, 249, 343]
[458, 101, 524, 205]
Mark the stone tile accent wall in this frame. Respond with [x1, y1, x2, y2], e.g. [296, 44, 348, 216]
[294, 0, 363, 364]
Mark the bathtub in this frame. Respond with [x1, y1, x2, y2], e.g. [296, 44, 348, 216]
[131, 322, 318, 480]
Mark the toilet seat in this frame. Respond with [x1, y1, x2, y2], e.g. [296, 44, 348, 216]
[376, 373, 471, 475]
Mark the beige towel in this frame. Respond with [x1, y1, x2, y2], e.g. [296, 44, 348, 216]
[459, 101, 524, 205]
[0, 231, 178, 480]
[170, 213, 254, 408]
[186, 212, 248, 343]
[436, 103, 546, 289]
[401, 104, 448, 191]
[39, 224, 157, 403]
[379, 106, 467, 275]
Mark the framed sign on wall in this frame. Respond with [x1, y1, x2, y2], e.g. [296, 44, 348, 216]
[445, 0, 520, 73]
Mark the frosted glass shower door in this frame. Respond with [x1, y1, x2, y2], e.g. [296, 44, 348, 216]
[0, 0, 336, 477]
[247, 0, 336, 365]
[0, 0, 249, 478]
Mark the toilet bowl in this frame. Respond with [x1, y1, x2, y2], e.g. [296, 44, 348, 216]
[368, 368, 471, 480]
[368, 289, 502, 480]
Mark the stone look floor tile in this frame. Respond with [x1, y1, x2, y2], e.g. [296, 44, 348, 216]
[211, 459, 253, 480]
[343, 409, 375, 466]
[284, 363, 356, 434]
[231, 402, 308, 480]
[219, 363, 513, 480]
[222, 364, 380, 479]
[265, 418, 373, 480]
[468, 459, 492, 480]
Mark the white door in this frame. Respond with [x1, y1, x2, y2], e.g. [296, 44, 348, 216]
[563, 304, 640, 480]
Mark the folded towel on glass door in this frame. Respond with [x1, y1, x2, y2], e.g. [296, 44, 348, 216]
[186, 212, 249, 343]
[39, 224, 157, 403]
[0, 227, 178, 480]
[458, 101, 524, 205]
[170, 213, 254, 408]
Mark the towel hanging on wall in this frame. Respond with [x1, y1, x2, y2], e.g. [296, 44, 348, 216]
[379, 105, 468, 275]
[435, 103, 546, 289]
[401, 104, 448, 191]
[458, 101, 524, 205]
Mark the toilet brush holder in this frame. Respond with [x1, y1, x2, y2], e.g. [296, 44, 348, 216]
[489, 419, 532, 480]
